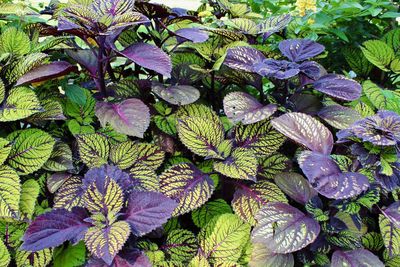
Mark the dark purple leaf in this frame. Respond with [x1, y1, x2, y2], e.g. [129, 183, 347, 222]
[175, 28, 209, 43]
[95, 98, 150, 138]
[123, 191, 177, 236]
[86, 252, 151, 267]
[253, 59, 300, 79]
[382, 201, 400, 228]
[91, 0, 135, 16]
[318, 105, 362, 129]
[274, 172, 317, 205]
[331, 249, 384, 267]
[152, 83, 200, 105]
[15, 61, 77, 86]
[298, 151, 369, 199]
[224, 46, 266, 72]
[313, 74, 362, 101]
[117, 43, 172, 77]
[289, 94, 323, 115]
[223, 92, 277, 124]
[299, 61, 325, 85]
[83, 165, 132, 193]
[67, 50, 97, 76]
[159, 163, 214, 215]
[21, 207, 90, 251]
[252, 202, 320, 253]
[338, 110, 400, 146]
[375, 163, 400, 191]
[271, 112, 334, 155]
[47, 173, 72, 194]
[279, 39, 325, 62]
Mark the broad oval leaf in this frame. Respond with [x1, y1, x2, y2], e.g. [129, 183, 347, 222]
[213, 148, 258, 181]
[198, 214, 251, 263]
[192, 199, 233, 228]
[224, 46, 265, 72]
[298, 151, 369, 199]
[77, 133, 110, 168]
[271, 112, 333, 155]
[258, 153, 290, 179]
[223, 92, 277, 125]
[15, 61, 77, 86]
[177, 116, 224, 158]
[232, 181, 288, 225]
[84, 221, 130, 265]
[274, 172, 317, 205]
[318, 105, 362, 129]
[0, 165, 20, 219]
[379, 214, 400, 257]
[249, 242, 294, 267]
[252, 202, 320, 253]
[361, 40, 395, 71]
[7, 128, 55, 175]
[234, 119, 285, 157]
[123, 191, 177, 236]
[19, 179, 40, 220]
[43, 142, 73, 172]
[279, 39, 325, 62]
[163, 229, 198, 262]
[118, 43, 172, 77]
[21, 207, 90, 251]
[160, 163, 214, 216]
[313, 74, 362, 101]
[95, 99, 150, 138]
[152, 84, 200, 106]
[0, 87, 42, 122]
[54, 176, 85, 210]
[331, 249, 384, 267]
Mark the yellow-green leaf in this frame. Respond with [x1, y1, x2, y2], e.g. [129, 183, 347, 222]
[19, 179, 40, 220]
[0, 87, 42, 122]
[77, 133, 110, 168]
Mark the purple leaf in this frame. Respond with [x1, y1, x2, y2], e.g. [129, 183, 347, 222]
[223, 92, 277, 124]
[224, 46, 266, 72]
[331, 249, 384, 267]
[274, 172, 317, 205]
[382, 201, 400, 228]
[313, 74, 362, 101]
[318, 105, 362, 129]
[250, 242, 294, 267]
[252, 202, 320, 253]
[15, 61, 77, 86]
[152, 83, 200, 105]
[86, 252, 151, 267]
[271, 112, 334, 155]
[175, 28, 209, 43]
[47, 173, 72, 194]
[159, 163, 214, 215]
[83, 165, 132, 193]
[95, 98, 150, 138]
[253, 59, 300, 79]
[299, 61, 326, 85]
[298, 151, 369, 199]
[123, 191, 177, 236]
[117, 43, 172, 77]
[67, 50, 97, 76]
[279, 39, 325, 62]
[21, 207, 90, 251]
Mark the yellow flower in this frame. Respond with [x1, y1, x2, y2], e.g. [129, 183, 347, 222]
[296, 0, 317, 17]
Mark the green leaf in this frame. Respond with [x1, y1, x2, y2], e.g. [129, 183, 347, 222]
[178, 116, 225, 159]
[383, 28, 400, 55]
[380, 214, 400, 257]
[343, 47, 373, 76]
[0, 27, 30, 56]
[154, 115, 177, 136]
[64, 84, 87, 106]
[198, 214, 250, 263]
[361, 40, 395, 71]
[53, 242, 86, 267]
[0, 137, 11, 166]
[363, 80, 400, 113]
[43, 142, 73, 171]
[232, 181, 288, 226]
[77, 133, 110, 168]
[28, 98, 66, 122]
[213, 148, 258, 181]
[19, 179, 39, 220]
[7, 128, 55, 175]
[233, 120, 285, 158]
[53, 176, 84, 210]
[188, 253, 210, 267]
[0, 78, 4, 104]
[84, 221, 130, 265]
[362, 232, 384, 251]
[192, 199, 233, 228]
[0, 87, 42, 122]
[65, 88, 95, 120]
[258, 153, 289, 179]
[0, 239, 10, 267]
[129, 163, 159, 192]
[163, 229, 198, 262]
[5, 52, 48, 83]
[16, 248, 52, 267]
[176, 104, 220, 125]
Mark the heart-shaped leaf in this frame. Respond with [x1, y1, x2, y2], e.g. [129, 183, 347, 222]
[279, 39, 325, 62]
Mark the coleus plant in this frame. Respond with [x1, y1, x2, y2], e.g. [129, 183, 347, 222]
[0, 0, 399, 266]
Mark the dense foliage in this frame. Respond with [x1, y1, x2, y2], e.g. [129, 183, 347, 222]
[0, 0, 399, 266]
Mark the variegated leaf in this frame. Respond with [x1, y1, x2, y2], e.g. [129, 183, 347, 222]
[77, 133, 110, 168]
[53, 176, 85, 210]
[192, 199, 233, 228]
[0, 165, 20, 219]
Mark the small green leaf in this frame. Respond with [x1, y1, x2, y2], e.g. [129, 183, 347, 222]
[53, 242, 86, 267]
[64, 84, 87, 106]
[192, 199, 233, 228]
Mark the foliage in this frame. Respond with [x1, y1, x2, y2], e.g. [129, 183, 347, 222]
[0, 0, 398, 266]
